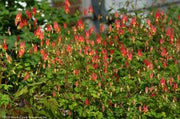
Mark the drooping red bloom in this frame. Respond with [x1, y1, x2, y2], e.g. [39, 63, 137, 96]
[26, 10, 32, 19]
[34, 18, 37, 28]
[178, 14, 180, 21]
[78, 35, 84, 42]
[127, 52, 132, 61]
[53, 22, 60, 33]
[100, 24, 105, 32]
[45, 39, 50, 47]
[43, 51, 48, 61]
[52, 90, 56, 97]
[144, 59, 153, 70]
[84, 8, 87, 16]
[96, 34, 102, 44]
[88, 5, 93, 14]
[84, 99, 89, 106]
[150, 73, 153, 79]
[131, 17, 136, 27]
[77, 19, 84, 30]
[33, 44, 37, 53]
[146, 19, 151, 26]
[120, 44, 127, 57]
[150, 25, 156, 35]
[143, 105, 148, 113]
[64, 4, 70, 14]
[32, 7, 37, 16]
[51, 42, 55, 48]
[15, 12, 21, 26]
[145, 87, 148, 94]
[109, 24, 112, 32]
[110, 49, 114, 55]
[23, 72, 29, 81]
[66, 45, 72, 53]
[173, 83, 178, 91]
[166, 27, 172, 37]
[159, 39, 164, 44]
[122, 15, 128, 24]
[155, 10, 161, 22]
[92, 72, 97, 81]
[39, 31, 44, 40]
[138, 49, 142, 57]
[118, 28, 124, 35]
[18, 42, 25, 57]
[2, 40, 7, 51]
[161, 47, 167, 57]
[46, 25, 52, 32]
[160, 78, 166, 87]
[115, 20, 120, 29]
[114, 11, 119, 18]
[163, 61, 167, 68]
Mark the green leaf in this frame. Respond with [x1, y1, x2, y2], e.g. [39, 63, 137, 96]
[14, 86, 28, 98]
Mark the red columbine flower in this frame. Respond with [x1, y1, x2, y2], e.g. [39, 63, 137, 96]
[138, 49, 142, 57]
[33, 44, 37, 53]
[78, 35, 84, 42]
[166, 27, 172, 37]
[118, 28, 124, 35]
[43, 51, 48, 61]
[100, 24, 105, 32]
[120, 44, 127, 57]
[131, 17, 136, 27]
[160, 78, 166, 87]
[144, 59, 153, 70]
[15, 12, 21, 26]
[155, 10, 161, 22]
[53, 21, 60, 33]
[66, 45, 72, 53]
[160, 39, 164, 44]
[77, 19, 84, 30]
[114, 11, 119, 18]
[52, 90, 56, 97]
[96, 35, 102, 44]
[88, 5, 93, 13]
[173, 83, 178, 91]
[34, 18, 37, 28]
[45, 39, 50, 47]
[64, 0, 70, 14]
[127, 52, 132, 61]
[163, 61, 167, 68]
[39, 31, 44, 40]
[115, 20, 120, 29]
[46, 25, 52, 32]
[26, 10, 32, 19]
[2, 39, 7, 51]
[64, 4, 70, 14]
[150, 73, 153, 79]
[18, 42, 25, 57]
[32, 7, 37, 16]
[23, 72, 29, 81]
[161, 47, 167, 57]
[122, 15, 128, 24]
[84, 99, 89, 106]
[92, 72, 97, 81]
[178, 14, 180, 21]
[146, 19, 151, 26]
[109, 24, 112, 32]
[84, 8, 87, 16]
[143, 105, 148, 113]
[110, 49, 114, 55]
[145, 87, 148, 94]
[150, 25, 156, 35]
